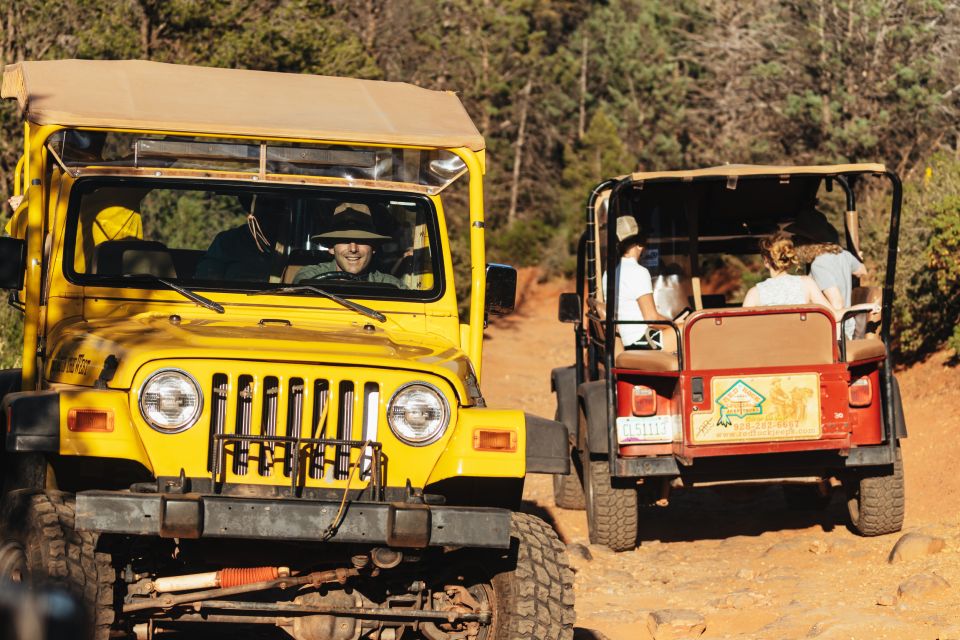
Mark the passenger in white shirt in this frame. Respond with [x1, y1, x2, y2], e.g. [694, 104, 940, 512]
[602, 216, 670, 348]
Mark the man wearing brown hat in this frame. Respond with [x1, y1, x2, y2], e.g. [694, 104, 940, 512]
[293, 204, 403, 287]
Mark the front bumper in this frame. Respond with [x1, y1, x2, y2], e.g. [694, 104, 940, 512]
[75, 492, 512, 549]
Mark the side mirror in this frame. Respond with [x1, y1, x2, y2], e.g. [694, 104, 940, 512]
[557, 292, 581, 323]
[0, 237, 26, 290]
[485, 263, 517, 316]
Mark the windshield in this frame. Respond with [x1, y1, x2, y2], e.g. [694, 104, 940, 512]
[64, 180, 444, 301]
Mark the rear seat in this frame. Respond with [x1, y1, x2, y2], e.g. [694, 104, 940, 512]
[686, 305, 835, 370]
[845, 336, 885, 362]
[587, 296, 681, 372]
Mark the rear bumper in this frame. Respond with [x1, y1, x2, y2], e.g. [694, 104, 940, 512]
[612, 444, 896, 479]
[75, 491, 512, 549]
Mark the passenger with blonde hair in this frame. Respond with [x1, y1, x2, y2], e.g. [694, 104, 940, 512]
[742, 232, 834, 309]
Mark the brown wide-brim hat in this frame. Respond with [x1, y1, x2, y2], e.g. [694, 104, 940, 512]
[312, 207, 391, 243]
[785, 208, 840, 245]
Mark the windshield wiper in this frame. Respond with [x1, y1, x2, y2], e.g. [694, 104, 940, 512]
[125, 274, 225, 314]
[249, 285, 386, 323]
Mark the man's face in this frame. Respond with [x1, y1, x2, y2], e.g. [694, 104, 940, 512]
[331, 241, 374, 274]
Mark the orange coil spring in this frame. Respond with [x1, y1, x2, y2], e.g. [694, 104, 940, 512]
[217, 566, 280, 588]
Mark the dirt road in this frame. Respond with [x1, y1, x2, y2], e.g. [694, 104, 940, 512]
[481, 274, 960, 640]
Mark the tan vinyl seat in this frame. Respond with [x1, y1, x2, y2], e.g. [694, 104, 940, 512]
[845, 337, 886, 362]
[615, 350, 680, 372]
[588, 296, 681, 372]
[686, 305, 835, 370]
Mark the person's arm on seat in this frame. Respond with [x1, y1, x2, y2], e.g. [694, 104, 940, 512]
[638, 294, 669, 322]
[822, 285, 844, 310]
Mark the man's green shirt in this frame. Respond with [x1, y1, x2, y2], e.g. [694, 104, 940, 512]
[293, 261, 404, 287]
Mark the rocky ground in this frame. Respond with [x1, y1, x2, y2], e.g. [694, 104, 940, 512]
[482, 274, 960, 640]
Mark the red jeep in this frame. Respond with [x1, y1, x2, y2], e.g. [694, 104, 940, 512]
[553, 164, 906, 550]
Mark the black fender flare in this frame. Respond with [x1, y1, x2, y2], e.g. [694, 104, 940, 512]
[577, 380, 609, 455]
[550, 366, 578, 443]
[524, 413, 570, 475]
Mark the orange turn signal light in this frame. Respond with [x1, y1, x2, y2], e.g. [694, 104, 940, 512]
[67, 409, 114, 433]
[473, 429, 517, 452]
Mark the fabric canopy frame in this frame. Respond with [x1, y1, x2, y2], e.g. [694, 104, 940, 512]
[2, 59, 485, 152]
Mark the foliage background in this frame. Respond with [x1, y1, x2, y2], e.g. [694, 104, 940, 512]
[1, 0, 958, 366]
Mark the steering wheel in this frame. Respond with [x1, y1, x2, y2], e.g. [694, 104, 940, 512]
[672, 307, 693, 322]
[308, 270, 362, 282]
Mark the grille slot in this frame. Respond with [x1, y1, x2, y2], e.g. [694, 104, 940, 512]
[259, 377, 280, 477]
[283, 378, 304, 478]
[336, 381, 354, 480]
[234, 375, 254, 475]
[309, 380, 330, 480]
[208, 374, 229, 475]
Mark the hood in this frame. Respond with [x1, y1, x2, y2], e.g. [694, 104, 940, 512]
[45, 313, 477, 402]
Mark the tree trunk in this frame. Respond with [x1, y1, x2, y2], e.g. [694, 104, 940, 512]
[578, 33, 588, 141]
[508, 78, 533, 226]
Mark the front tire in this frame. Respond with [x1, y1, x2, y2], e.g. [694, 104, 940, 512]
[846, 451, 905, 536]
[488, 513, 575, 640]
[0, 491, 115, 639]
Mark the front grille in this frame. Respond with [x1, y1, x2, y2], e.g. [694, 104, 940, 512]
[207, 371, 384, 496]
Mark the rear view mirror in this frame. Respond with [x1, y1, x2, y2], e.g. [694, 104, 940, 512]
[557, 293, 581, 323]
[0, 237, 26, 290]
[485, 263, 517, 316]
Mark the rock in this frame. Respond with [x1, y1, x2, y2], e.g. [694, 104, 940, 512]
[827, 539, 857, 554]
[735, 568, 755, 580]
[887, 532, 946, 564]
[897, 573, 951, 601]
[567, 542, 593, 561]
[646, 609, 706, 639]
[875, 593, 897, 606]
[711, 590, 762, 610]
[763, 538, 810, 557]
[809, 539, 829, 555]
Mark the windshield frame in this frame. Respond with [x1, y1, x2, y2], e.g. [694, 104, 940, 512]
[60, 176, 448, 304]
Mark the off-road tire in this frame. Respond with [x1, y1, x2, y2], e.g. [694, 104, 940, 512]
[582, 455, 638, 551]
[782, 484, 832, 510]
[1, 491, 115, 639]
[552, 460, 585, 510]
[846, 452, 905, 537]
[489, 512, 575, 640]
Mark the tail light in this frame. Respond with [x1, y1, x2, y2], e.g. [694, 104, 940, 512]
[632, 385, 657, 416]
[848, 377, 872, 407]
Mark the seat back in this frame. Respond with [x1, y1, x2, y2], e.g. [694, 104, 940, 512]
[686, 306, 835, 370]
[94, 240, 176, 278]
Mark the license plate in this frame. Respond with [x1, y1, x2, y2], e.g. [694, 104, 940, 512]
[616, 415, 675, 444]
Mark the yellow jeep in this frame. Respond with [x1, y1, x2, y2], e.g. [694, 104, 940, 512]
[0, 60, 573, 640]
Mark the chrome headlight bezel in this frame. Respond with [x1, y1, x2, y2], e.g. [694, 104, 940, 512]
[386, 381, 451, 446]
[138, 368, 203, 434]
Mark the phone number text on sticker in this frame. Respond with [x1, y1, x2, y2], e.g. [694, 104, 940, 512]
[616, 415, 678, 444]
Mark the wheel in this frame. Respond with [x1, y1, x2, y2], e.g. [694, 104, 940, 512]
[428, 513, 574, 640]
[489, 513, 575, 640]
[0, 491, 115, 639]
[782, 484, 832, 510]
[552, 469, 585, 510]
[846, 450, 905, 536]
[579, 412, 637, 551]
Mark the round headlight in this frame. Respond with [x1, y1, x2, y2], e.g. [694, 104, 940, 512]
[139, 369, 203, 433]
[387, 382, 450, 446]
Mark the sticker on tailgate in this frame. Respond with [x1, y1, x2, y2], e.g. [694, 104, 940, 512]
[690, 374, 821, 444]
